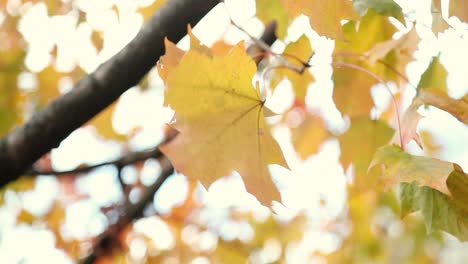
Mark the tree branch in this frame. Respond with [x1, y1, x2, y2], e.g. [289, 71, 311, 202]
[27, 147, 163, 176]
[0, 0, 220, 187]
[80, 157, 174, 264]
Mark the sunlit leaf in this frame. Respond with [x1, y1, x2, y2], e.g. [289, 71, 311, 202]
[336, 9, 396, 54]
[17, 209, 36, 224]
[418, 89, 468, 125]
[417, 56, 447, 92]
[87, 102, 128, 141]
[333, 10, 399, 117]
[157, 38, 185, 84]
[365, 27, 420, 78]
[138, 0, 168, 21]
[270, 35, 314, 102]
[369, 145, 468, 198]
[286, 109, 330, 160]
[419, 130, 442, 157]
[415, 56, 468, 124]
[392, 96, 423, 148]
[157, 27, 218, 84]
[353, 0, 403, 18]
[161, 43, 288, 205]
[256, 0, 289, 38]
[281, 0, 359, 39]
[0, 177, 36, 204]
[338, 117, 394, 191]
[433, 0, 468, 22]
[36, 65, 64, 106]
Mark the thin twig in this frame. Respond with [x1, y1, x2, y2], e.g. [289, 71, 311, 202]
[26, 147, 163, 176]
[333, 51, 412, 85]
[80, 157, 174, 264]
[228, 18, 306, 73]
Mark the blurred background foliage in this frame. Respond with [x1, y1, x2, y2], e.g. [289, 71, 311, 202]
[0, 0, 467, 263]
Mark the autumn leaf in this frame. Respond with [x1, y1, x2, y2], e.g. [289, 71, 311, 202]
[431, 9, 450, 34]
[336, 9, 396, 54]
[211, 40, 235, 56]
[138, 0, 168, 21]
[365, 26, 420, 78]
[157, 38, 185, 84]
[418, 89, 468, 125]
[415, 56, 468, 124]
[417, 56, 447, 92]
[256, 0, 289, 38]
[270, 35, 314, 102]
[353, 0, 403, 18]
[332, 63, 377, 117]
[369, 145, 468, 198]
[333, 10, 399, 117]
[433, 0, 468, 22]
[161, 43, 288, 205]
[157, 26, 221, 84]
[281, 0, 359, 39]
[419, 130, 443, 157]
[0, 177, 36, 205]
[87, 101, 128, 141]
[286, 108, 330, 160]
[338, 117, 394, 191]
[393, 96, 423, 148]
[36, 65, 65, 106]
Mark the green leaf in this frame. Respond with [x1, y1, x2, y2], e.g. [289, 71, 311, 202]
[417, 56, 447, 92]
[353, 0, 403, 18]
[400, 180, 468, 241]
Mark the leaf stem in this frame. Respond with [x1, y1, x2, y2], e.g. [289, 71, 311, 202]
[332, 61, 403, 148]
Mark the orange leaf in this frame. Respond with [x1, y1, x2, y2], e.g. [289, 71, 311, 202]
[281, 0, 359, 39]
[286, 108, 330, 160]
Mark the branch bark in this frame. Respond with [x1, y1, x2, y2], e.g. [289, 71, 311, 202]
[0, 0, 220, 188]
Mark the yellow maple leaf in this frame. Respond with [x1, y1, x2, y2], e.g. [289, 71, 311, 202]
[157, 26, 211, 84]
[161, 43, 288, 205]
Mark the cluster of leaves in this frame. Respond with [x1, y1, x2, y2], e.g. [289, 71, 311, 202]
[0, 0, 467, 263]
[158, 0, 468, 242]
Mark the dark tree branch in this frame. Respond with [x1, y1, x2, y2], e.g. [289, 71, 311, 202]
[27, 147, 163, 176]
[0, 0, 220, 187]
